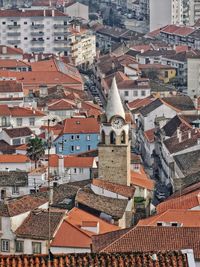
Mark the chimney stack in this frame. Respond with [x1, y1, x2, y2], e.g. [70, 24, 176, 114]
[178, 131, 182, 143]
[58, 155, 65, 178]
[188, 130, 191, 139]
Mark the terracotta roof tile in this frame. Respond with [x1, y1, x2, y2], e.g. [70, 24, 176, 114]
[0, 154, 30, 163]
[0, 104, 11, 116]
[92, 178, 135, 198]
[49, 154, 95, 168]
[63, 117, 100, 134]
[127, 97, 154, 111]
[15, 209, 65, 240]
[0, 251, 189, 267]
[131, 169, 155, 191]
[0, 80, 23, 93]
[4, 127, 33, 138]
[48, 98, 76, 110]
[93, 225, 200, 259]
[9, 106, 45, 117]
[144, 128, 155, 143]
[0, 194, 48, 217]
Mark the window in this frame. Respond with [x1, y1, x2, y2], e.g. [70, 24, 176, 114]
[87, 145, 91, 150]
[141, 90, 146, 96]
[121, 130, 126, 144]
[13, 138, 21, 145]
[24, 37, 28, 40]
[79, 168, 83, 173]
[29, 118, 35, 126]
[2, 22, 6, 25]
[110, 131, 116, 145]
[71, 146, 74, 152]
[74, 168, 77, 173]
[17, 118, 22, 126]
[76, 145, 80, 150]
[15, 240, 24, 253]
[1, 239, 10, 252]
[71, 135, 74, 140]
[76, 135, 80, 140]
[32, 242, 41, 254]
[124, 91, 129, 97]
[133, 91, 138, 97]
[1, 117, 7, 127]
[24, 21, 27, 24]
[86, 135, 90, 141]
[12, 186, 19, 195]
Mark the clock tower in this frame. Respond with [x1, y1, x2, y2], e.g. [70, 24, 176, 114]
[98, 77, 131, 186]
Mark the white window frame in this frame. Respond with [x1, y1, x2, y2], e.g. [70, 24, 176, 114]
[1, 239, 10, 252]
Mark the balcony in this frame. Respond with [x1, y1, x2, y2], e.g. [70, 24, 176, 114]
[31, 32, 44, 37]
[54, 24, 67, 29]
[54, 31, 70, 36]
[31, 24, 44, 29]
[31, 39, 45, 43]
[54, 39, 67, 44]
[7, 24, 20, 29]
[7, 32, 21, 37]
[8, 40, 20, 45]
[54, 47, 70, 52]
[31, 47, 45, 52]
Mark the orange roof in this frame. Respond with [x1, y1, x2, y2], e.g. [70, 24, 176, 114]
[67, 207, 119, 236]
[63, 117, 100, 134]
[127, 97, 154, 111]
[0, 59, 30, 68]
[0, 104, 11, 116]
[131, 168, 155, 191]
[49, 154, 95, 168]
[137, 209, 200, 227]
[0, 154, 30, 163]
[40, 124, 63, 136]
[30, 59, 57, 72]
[156, 189, 200, 214]
[9, 106, 45, 117]
[16, 144, 27, 150]
[51, 220, 91, 248]
[144, 128, 155, 143]
[48, 98, 76, 110]
[51, 207, 119, 248]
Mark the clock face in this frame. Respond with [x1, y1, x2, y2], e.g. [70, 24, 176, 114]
[111, 117, 124, 129]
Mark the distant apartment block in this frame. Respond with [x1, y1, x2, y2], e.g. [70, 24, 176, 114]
[0, 9, 70, 54]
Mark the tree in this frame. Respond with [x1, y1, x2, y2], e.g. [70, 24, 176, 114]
[27, 137, 45, 169]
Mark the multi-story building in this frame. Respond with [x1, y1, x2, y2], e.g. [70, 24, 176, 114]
[150, 0, 183, 32]
[69, 28, 96, 68]
[189, 0, 200, 25]
[0, 9, 70, 54]
[187, 53, 200, 98]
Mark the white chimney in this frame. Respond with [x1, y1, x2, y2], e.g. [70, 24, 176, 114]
[58, 155, 65, 177]
[177, 127, 180, 138]
[81, 221, 99, 234]
[49, 186, 53, 204]
[188, 130, 191, 139]
[2, 46, 7, 54]
[178, 131, 182, 143]
[197, 138, 200, 145]
[43, 9, 46, 17]
[52, 9, 55, 17]
[76, 25, 80, 32]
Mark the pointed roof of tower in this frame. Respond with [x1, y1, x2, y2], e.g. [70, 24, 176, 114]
[105, 77, 125, 122]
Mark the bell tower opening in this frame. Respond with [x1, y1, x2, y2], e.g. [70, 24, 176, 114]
[121, 130, 126, 144]
[101, 130, 106, 144]
[110, 131, 116, 144]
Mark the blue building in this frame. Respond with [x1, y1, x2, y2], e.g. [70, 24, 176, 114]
[54, 117, 100, 155]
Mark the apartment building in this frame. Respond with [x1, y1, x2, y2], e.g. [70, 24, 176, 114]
[69, 28, 96, 67]
[187, 53, 200, 98]
[0, 9, 70, 54]
[150, 0, 183, 31]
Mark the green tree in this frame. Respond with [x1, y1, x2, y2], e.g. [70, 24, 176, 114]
[27, 137, 45, 169]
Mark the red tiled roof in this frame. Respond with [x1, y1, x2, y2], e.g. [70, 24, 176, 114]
[137, 209, 200, 227]
[48, 98, 76, 110]
[131, 169, 155, 191]
[0, 104, 11, 116]
[9, 106, 45, 117]
[161, 25, 195, 36]
[127, 97, 154, 111]
[49, 154, 95, 168]
[63, 117, 100, 134]
[0, 59, 30, 69]
[156, 189, 200, 214]
[0, 9, 67, 17]
[0, 45, 23, 55]
[93, 225, 200, 259]
[144, 128, 155, 143]
[0, 251, 189, 267]
[0, 80, 23, 93]
[0, 154, 30, 163]
[92, 178, 135, 198]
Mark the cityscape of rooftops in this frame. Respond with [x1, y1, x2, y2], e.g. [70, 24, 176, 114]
[0, 0, 199, 266]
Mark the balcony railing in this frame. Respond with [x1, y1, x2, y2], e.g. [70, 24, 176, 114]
[31, 24, 44, 29]
[31, 32, 44, 36]
[8, 40, 20, 44]
[7, 25, 20, 28]
[7, 32, 21, 36]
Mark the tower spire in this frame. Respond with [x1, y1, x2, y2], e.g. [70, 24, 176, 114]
[105, 77, 125, 122]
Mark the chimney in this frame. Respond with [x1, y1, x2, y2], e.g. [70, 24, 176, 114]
[58, 155, 65, 177]
[111, 61, 115, 70]
[177, 127, 180, 139]
[178, 131, 182, 143]
[81, 221, 99, 234]
[76, 25, 80, 32]
[188, 130, 191, 139]
[2, 46, 7, 54]
[52, 9, 55, 17]
[49, 186, 53, 204]
[197, 138, 200, 145]
[43, 9, 46, 17]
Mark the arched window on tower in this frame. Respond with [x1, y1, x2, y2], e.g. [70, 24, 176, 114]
[101, 130, 106, 144]
[121, 130, 126, 144]
[110, 131, 116, 144]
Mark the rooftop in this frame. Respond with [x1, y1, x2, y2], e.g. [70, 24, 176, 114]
[62, 117, 100, 134]
[3, 127, 33, 138]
